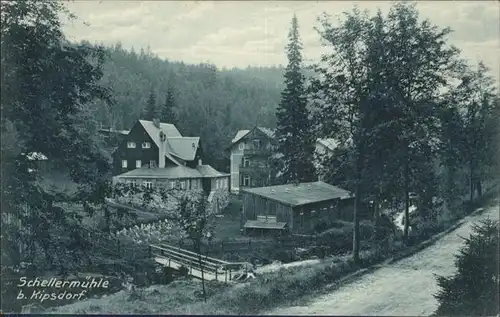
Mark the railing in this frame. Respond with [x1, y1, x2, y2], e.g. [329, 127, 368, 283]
[149, 244, 249, 282]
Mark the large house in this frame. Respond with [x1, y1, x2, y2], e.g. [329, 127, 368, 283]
[112, 119, 229, 199]
[240, 181, 357, 235]
[227, 127, 338, 192]
[226, 126, 278, 193]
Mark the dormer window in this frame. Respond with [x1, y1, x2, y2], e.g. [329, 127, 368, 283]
[239, 143, 244, 150]
[142, 142, 151, 149]
[127, 142, 136, 148]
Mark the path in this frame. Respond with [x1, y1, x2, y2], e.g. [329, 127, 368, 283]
[269, 204, 499, 316]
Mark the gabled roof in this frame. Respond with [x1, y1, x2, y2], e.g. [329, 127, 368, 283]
[168, 137, 200, 161]
[139, 120, 181, 147]
[230, 126, 276, 146]
[138, 120, 198, 166]
[316, 138, 338, 151]
[196, 164, 229, 178]
[241, 181, 353, 207]
[231, 130, 250, 143]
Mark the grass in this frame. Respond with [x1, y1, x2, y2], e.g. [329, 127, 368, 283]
[45, 278, 230, 315]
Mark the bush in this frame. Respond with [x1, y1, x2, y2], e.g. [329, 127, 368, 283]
[316, 221, 375, 253]
[434, 219, 499, 316]
[272, 250, 298, 263]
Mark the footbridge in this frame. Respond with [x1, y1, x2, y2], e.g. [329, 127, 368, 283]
[149, 244, 251, 283]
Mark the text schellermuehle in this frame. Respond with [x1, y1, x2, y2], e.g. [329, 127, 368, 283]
[17, 276, 110, 303]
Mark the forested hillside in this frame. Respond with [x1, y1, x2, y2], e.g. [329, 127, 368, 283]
[91, 43, 285, 170]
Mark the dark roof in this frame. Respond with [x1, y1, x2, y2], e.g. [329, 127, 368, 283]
[244, 220, 287, 230]
[113, 164, 229, 180]
[230, 126, 275, 145]
[241, 181, 353, 207]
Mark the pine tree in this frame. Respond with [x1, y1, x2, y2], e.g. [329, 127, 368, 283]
[434, 219, 499, 316]
[144, 88, 157, 120]
[160, 85, 177, 124]
[275, 14, 316, 184]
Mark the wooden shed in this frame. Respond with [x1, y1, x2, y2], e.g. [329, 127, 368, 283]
[241, 181, 356, 235]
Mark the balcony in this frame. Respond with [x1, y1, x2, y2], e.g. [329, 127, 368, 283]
[243, 148, 272, 157]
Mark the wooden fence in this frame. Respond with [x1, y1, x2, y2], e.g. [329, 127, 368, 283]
[175, 235, 327, 257]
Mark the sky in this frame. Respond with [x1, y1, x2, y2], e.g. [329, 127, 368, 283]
[63, 1, 499, 82]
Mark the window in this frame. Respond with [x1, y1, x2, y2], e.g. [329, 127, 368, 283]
[192, 179, 198, 189]
[170, 181, 176, 189]
[121, 160, 128, 168]
[127, 142, 136, 148]
[239, 142, 244, 150]
[180, 180, 186, 190]
[149, 160, 156, 168]
[136, 160, 142, 168]
[143, 181, 153, 189]
[253, 139, 261, 149]
[142, 142, 151, 149]
[126, 180, 137, 188]
[243, 175, 251, 186]
[243, 157, 250, 167]
[224, 178, 228, 188]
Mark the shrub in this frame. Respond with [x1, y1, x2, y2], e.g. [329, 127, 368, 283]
[272, 250, 298, 263]
[434, 219, 499, 316]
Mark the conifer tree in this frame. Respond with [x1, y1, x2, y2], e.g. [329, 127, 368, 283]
[144, 88, 157, 120]
[160, 85, 177, 124]
[275, 14, 316, 184]
[434, 219, 499, 316]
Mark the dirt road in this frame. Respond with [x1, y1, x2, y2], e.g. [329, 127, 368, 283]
[269, 205, 499, 316]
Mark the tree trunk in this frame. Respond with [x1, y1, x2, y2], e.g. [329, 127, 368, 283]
[476, 179, 482, 198]
[469, 159, 474, 203]
[403, 160, 410, 243]
[353, 181, 361, 263]
[104, 205, 110, 233]
[352, 142, 364, 264]
[196, 241, 207, 302]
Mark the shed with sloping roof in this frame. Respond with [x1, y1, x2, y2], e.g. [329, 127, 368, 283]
[241, 181, 358, 235]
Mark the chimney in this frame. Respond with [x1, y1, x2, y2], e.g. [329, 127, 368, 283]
[159, 131, 166, 168]
[153, 118, 160, 129]
[198, 159, 202, 166]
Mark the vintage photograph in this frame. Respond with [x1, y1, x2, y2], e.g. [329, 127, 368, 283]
[1, 0, 499, 315]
